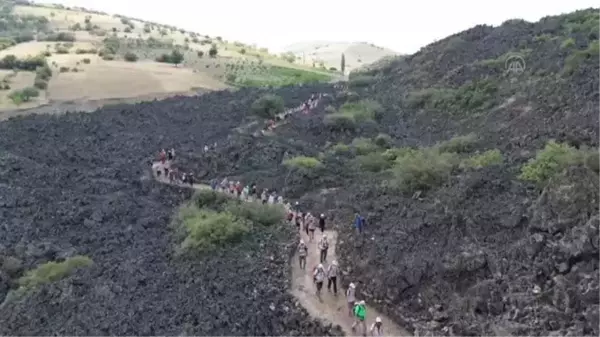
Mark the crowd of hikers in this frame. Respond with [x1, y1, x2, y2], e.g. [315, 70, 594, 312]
[152, 148, 196, 186]
[262, 93, 324, 134]
[150, 90, 386, 336]
[206, 176, 380, 336]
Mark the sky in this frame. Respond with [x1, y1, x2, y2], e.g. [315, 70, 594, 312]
[35, 0, 599, 54]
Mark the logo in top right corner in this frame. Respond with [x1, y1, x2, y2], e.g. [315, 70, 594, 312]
[505, 54, 526, 76]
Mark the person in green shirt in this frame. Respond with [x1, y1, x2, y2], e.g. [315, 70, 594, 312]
[351, 300, 367, 336]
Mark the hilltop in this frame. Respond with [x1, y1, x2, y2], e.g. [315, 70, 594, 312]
[0, 0, 339, 115]
[283, 41, 398, 74]
[0, 5, 598, 337]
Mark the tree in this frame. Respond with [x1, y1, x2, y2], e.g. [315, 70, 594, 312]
[169, 50, 184, 65]
[341, 53, 345, 74]
[251, 94, 284, 118]
[209, 44, 218, 58]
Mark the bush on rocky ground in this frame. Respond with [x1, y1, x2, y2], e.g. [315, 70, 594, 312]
[251, 94, 284, 118]
[17, 255, 93, 291]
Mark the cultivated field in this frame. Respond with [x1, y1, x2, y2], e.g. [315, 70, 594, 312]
[0, 2, 343, 111]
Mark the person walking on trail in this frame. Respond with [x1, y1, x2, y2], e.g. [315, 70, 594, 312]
[318, 234, 329, 263]
[352, 300, 367, 336]
[313, 264, 326, 300]
[242, 185, 249, 201]
[370, 317, 384, 336]
[346, 283, 356, 317]
[260, 189, 268, 204]
[250, 184, 257, 201]
[296, 212, 303, 232]
[277, 195, 284, 204]
[220, 178, 228, 192]
[159, 149, 167, 164]
[308, 214, 316, 242]
[327, 260, 338, 295]
[319, 213, 326, 233]
[298, 239, 308, 270]
[268, 191, 276, 204]
[187, 172, 195, 186]
[354, 213, 366, 234]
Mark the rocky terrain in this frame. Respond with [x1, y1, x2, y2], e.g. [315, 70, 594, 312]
[0, 7, 598, 337]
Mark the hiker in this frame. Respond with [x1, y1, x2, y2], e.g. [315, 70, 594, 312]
[169, 148, 175, 160]
[296, 212, 303, 231]
[166, 148, 173, 161]
[250, 184, 257, 201]
[298, 239, 308, 270]
[370, 317, 384, 336]
[229, 181, 235, 195]
[261, 189, 268, 204]
[235, 181, 242, 197]
[277, 195, 284, 204]
[285, 202, 292, 212]
[327, 260, 338, 295]
[268, 191, 276, 204]
[242, 185, 249, 201]
[319, 213, 326, 232]
[302, 212, 309, 236]
[187, 172, 195, 186]
[313, 264, 326, 299]
[181, 172, 188, 185]
[294, 201, 301, 213]
[159, 149, 167, 164]
[168, 168, 176, 183]
[352, 300, 367, 336]
[318, 234, 329, 263]
[210, 179, 217, 190]
[354, 213, 366, 234]
[346, 283, 356, 317]
[220, 178, 228, 192]
[287, 209, 294, 223]
[308, 214, 316, 242]
[204, 145, 209, 153]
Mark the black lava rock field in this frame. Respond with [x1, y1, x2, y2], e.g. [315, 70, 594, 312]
[0, 85, 343, 335]
[0, 8, 599, 337]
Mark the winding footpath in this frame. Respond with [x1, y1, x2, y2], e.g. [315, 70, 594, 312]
[151, 163, 411, 336]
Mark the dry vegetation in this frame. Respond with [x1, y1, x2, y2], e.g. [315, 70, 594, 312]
[0, 0, 338, 111]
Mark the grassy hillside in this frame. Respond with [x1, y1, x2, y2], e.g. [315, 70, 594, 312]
[283, 41, 398, 74]
[0, 0, 336, 111]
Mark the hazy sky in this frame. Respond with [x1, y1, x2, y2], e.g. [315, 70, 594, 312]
[35, 0, 598, 53]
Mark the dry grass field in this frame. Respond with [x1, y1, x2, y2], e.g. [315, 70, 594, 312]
[0, 2, 360, 112]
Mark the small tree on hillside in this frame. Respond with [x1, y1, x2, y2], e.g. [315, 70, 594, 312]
[209, 44, 218, 58]
[251, 94, 284, 119]
[170, 49, 184, 66]
[341, 53, 345, 74]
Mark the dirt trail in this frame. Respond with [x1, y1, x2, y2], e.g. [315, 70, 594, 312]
[151, 163, 411, 336]
[291, 229, 410, 336]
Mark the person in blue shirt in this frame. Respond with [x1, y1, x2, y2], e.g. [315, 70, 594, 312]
[354, 213, 365, 234]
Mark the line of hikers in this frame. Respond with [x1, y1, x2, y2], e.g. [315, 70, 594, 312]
[262, 93, 324, 133]
[153, 149, 196, 186]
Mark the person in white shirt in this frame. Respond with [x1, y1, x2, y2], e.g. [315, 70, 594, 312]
[346, 282, 356, 316]
[370, 317, 383, 336]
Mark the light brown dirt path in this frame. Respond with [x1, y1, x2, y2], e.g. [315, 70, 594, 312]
[291, 229, 411, 336]
[151, 162, 411, 336]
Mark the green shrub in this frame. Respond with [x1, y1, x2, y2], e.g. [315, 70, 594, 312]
[33, 78, 48, 90]
[354, 152, 393, 172]
[251, 94, 284, 118]
[226, 202, 285, 227]
[102, 54, 115, 61]
[407, 80, 498, 113]
[324, 99, 382, 130]
[191, 189, 231, 209]
[18, 256, 93, 291]
[563, 41, 599, 75]
[197, 50, 204, 57]
[283, 156, 323, 170]
[156, 49, 184, 65]
[123, 52, 138, 62]
[391, 148, 459, 193]
[209, 44, 218, 57]
[348, 73, 376, 87]
[436, 133, 478, 153]
[40, 32, 76, 42]
[461, 149, 503, 169]
[374, 133, 393, 148]
[561, 38, 576, 49]
[55, 47, 69, 54]
[519, 141, 591, 186]
[35, 65, 52, 81]
[82, 58, 91, 64]
[324, 105, 336, 114]
[179, 207, 249, 252]
[324, 113, 356, 130]
[351, 137, 379, 155]
[382, 147, 418, 161]
[59, 66, 70, 72]
[329, 142, 351, 155]
[8, 87, 39, 104]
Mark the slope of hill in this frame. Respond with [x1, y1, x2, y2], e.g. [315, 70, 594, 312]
[283, 41, 398, 74]
[0, 0, 336, 113]
[0, 5, 598, 337]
